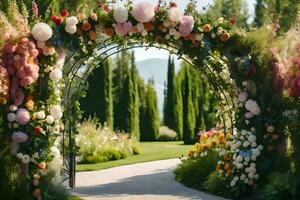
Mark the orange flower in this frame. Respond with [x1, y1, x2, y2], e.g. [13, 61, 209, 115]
[89, 31, 97, 41]
[78, 13, 86, 21]
[158, 24, 167, 32]
[33, 188, 42, 198]
[105, 28, 115, 37]
[0, 97, 7, 105]
[227, 169, 232, 176]
[82, 22, 92, 32]
[144, 22, 153, 31]
[37, 162, 46, 170]
[28, 57, 35, 64]
[224, 163, 230, 170]
[203, 24, 212, 33]
[220, 32, 230, 42]
[25, 100, 35, 110]
[26, 94, 33, 101]
[216, 164, 221, 171]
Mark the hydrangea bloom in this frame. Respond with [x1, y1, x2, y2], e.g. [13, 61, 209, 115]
[12, 131, 29, 143]
[115, 22, 133, 36]
[114, 6, 128, 23]
[167, 7, 182, 23]
[245, 99, 261, 115]
[32, 22, 53, 42]
[131, 2, 155, 23]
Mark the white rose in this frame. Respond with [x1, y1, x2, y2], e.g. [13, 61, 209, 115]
[136, 23, 144, 32]
[245, 99, 261, 115]
[254, 174, 260, 180]
[218, 17, 224, 24]
[21, 154, 31, 164]
[9, 104, 18, 112]
[49, 69, 63, 81]
[167, 7, 183, 22]
[66, 16, 79, 26]
[7, 113, 16, 122]
[230, 180, 236, 187]
[13, 123, 19, 128]
[248, 135, 256, 143]
[236, 155, 243, 163]
[65, 25, 77, 34]
[50, 105, 63, 120]
[252, 148, 261, 157]
[32, 22, 53, 42]
[45, 115, 54, 124]
[251, 155, 257, 161]
[17, 153, 23, 159]
[248, 173, 255, 179]
[240, 174, 246, 180]
[113, 6, 128, 23]
[258, 145, 264, 151]
[36, 111, 46, 119]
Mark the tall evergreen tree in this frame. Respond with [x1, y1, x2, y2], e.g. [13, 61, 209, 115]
[181, 65, 196, 144]
[140, 79, 160, 141]
[163, 55, 177, 131]
[129, 51, 140, 139]
[174, 74, 183, 140]
[80, 58, 113, 128]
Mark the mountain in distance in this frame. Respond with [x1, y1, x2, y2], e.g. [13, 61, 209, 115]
[136, 58, 181, 118]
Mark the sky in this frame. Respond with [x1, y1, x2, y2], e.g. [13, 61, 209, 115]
[119, 0, 256, 62]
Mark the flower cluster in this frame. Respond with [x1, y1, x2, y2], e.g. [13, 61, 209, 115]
[188, 129, 228, 158]
[0, 65, 10, 105]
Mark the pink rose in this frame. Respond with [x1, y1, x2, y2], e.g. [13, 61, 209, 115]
[15, 108, 30, 125]
[12, 131, 29, 143]
[3, 43, 17, 54]
[115, 22, 133, 36]
[179, 15, 194, 37]
[238, 92, 248, 103]
[132, 2, 155, 23]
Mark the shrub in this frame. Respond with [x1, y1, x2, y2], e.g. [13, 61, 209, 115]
[174, 151, 218, 189]
[204, 172, 233, 198]
[259, 172, 297, 200]
[76, 117, 139, 164]
[157, 126, 177, 141]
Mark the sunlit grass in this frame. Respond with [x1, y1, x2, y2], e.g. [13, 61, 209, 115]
[77, 141, 193, 171]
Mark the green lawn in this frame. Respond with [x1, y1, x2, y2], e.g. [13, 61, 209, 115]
[77, 141, 193, 171]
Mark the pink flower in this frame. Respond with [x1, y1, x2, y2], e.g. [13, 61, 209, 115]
[3, 43, 17, 53]
[238, 92, 248, 103]
[115, 22, 133, 36]
[245, 112, 254, 119]
[179, 15, 194, 37]
[12, 131, 28, 143]
[15, 108, 30, 125]
[131, 2, 155, 23]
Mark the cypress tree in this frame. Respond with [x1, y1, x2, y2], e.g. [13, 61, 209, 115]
[130, 51, 140, 139]
[80, 58, 113, 128]
[141, 79, 160, 141]
[181, 65, 196, 144]
[174, 74, 183, 140]
[163, 55, 176, 132]
[138, 78, 148, 140]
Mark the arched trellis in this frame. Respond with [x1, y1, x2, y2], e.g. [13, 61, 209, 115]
[61, 38, 237, 187]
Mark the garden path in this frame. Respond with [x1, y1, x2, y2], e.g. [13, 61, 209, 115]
[71, 159, 227, 200]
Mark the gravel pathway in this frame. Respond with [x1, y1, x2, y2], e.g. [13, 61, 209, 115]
[71, 159, 227, 200]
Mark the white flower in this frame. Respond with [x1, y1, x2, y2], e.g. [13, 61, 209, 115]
[46, 115, 55, 124]
[230, 180, 236, 187]
[167, 7, 183, 23]
[9, 105, 18, 112]
[218, 17, 224, 24]
[194, 34, 203, 41]
[65, 25, 77, 34]
[236, 155, 243, 163]
[50, 105, 63, 120]
[254, 174, 260, 180]
[141, 30, 148, 37]
[243, 141, 250, 147]
[7, 113, 16, 122]
[251, 155, 257, 161]
[238, 92, 248, 103]
[245, 99, 261, 115]
[251, 142, 257, 147]
[36, 111, 46, 120]
[13, 123, 19, 128]
[240, 174, 246, 180]
[50, 146, 61, 157]
[66, 16, 79, 26]
[17, 153, 23, 159]
[113, 6, 128, 23]
[32, 22, 53, 42]
[258, 145, 264, 151]
[21, 154, 31, 164]
[37, 41, 45, 48]
[248, 173, 255, 179]
[252, 148, 261, 157]
[267, 126, 275, 133]
[136, 23, 144, 32]
[49, 69, 63, 82]
[248, 135, 256, 143]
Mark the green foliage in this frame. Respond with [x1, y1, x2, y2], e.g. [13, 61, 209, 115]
[174, 151, 218, 189]
[140, 79, 160, 141]
[76, 117, 139, 164]
[157, 126, 177, 141]
[204, 172, 233, 198]
[81, 58, 114, 129]
[45, 183, 70, 200]
[259, 172, 296, 200]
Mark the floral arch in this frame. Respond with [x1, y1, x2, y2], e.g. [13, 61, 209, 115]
[0, 0, 296, 199]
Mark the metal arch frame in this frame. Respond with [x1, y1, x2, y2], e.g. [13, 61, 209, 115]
[62, 39, 237, 188]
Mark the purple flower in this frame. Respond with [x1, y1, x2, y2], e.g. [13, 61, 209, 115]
[15, 108, 30, 125]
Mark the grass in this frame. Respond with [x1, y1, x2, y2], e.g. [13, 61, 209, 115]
[69, 196, 84, 200]
[77, 141, 193, 171]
